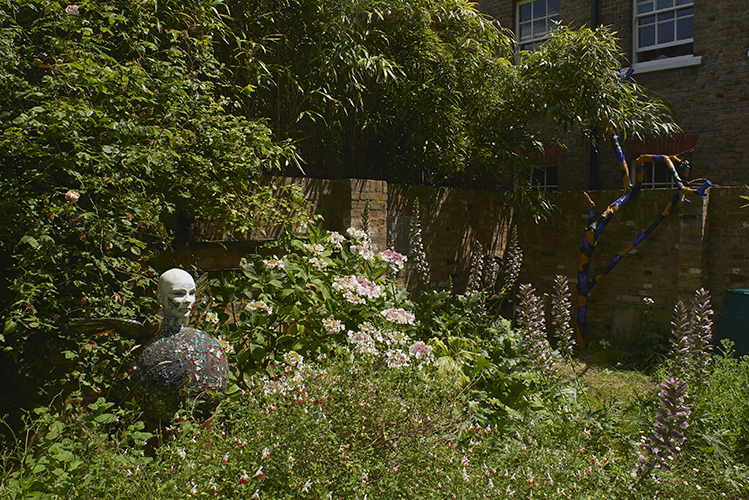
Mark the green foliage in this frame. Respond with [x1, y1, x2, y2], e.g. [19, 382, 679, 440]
[1, 396, 152, 499]
[0, 0, 310, 438]
[689, 340, 749, 461]
[224, 0, 679, 186]
[149, 353, 473, 499]
[627, 314, 671, 372]
[5, 338, 747, 499]
[194, 225, 412, 378]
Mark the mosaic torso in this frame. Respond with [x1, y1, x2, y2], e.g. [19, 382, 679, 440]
[131, 327, 229, 421]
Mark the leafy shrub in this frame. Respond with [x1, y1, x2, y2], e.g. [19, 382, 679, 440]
[1, 397, 153, 499]
[0, 0, 311, 438]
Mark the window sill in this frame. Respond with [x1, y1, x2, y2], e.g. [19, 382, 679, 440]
[630, 55, 702, 74]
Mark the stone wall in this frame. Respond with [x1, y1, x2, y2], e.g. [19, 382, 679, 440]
[387, 185, 515, 292]
[158, 174, 749, 340]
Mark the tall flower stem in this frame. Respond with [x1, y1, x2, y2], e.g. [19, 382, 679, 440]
[410, 198, 430, 290]
[516, 284, 552, 375]
[635, 377, 691, 486]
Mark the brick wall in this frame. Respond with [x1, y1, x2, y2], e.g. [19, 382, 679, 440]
[159, 173, 749, 341]
[387, 184, 515, 292]
[517, 185, 749, 339]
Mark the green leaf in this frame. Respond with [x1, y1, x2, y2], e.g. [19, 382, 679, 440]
[20, 235, 40, 249]
[250, 343, 266, 361]
[46, 421, 64, 440]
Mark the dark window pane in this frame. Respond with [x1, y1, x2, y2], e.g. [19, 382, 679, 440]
[548, 0, 559, 16]
[644, 163, 654, 184]
[520, 3, 532, 22]
[654, 163, 670, 183]
[658, 20, 675, 44]
[546, 166, 558, 186]
[637, 42, 693, 62]
[658, 11, 675, 20]
[677, 7, 693, 16]
[638, 0, 654, 14]
[640, 25, 656, 47]
[677, 16, 693, 40]
[676, 0, 692, 5]
[657, 0, 673, 10]
[533, 18, 547, 37]
[641, 15, 656, 25]
[520, 22, 532, 41]
[534, 0, 546, 19]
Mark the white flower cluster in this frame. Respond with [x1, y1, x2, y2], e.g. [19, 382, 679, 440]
[308, 256, 328, 270]
[379, 249, 407, 272]
[64, 190, 80, 203]
[347, 329, 378, 356]
[283, 351, 304, 367]
[351, 245, 375, 263]
[216, 335, 235, 354]
[332, 275, 382, 304]
[345, 322, 433, 368]
[408, 341, 433, 361]
[303, 243, 324, 255]
[347, 227, 371, 248]
[263, 256, 284, 270]
[323, 318, 345, 334]
[325, 231, 346, 250]
[245, 300, 273, 314]
[380, 307, 416, 325]
[385, 350, 410, 369]
[262, 358, 325, 398]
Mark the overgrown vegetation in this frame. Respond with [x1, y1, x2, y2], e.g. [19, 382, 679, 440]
[0, 0, 682, 429]
[2, 0, 742, 498]
[0, 0, 312, 432]
[2, 225, 748, 499]
[227, 0, 679, 186]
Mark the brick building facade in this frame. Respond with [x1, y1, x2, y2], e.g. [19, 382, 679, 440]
[477, 0, 749, 192]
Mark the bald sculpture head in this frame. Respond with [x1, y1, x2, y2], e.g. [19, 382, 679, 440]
[157, 269, 196, 326]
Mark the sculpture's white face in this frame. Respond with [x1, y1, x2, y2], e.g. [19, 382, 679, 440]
[158, 269, 196, 321]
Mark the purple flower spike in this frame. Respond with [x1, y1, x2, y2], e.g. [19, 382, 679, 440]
[636, 377, 691, 482]
[517, 284, 552, 373]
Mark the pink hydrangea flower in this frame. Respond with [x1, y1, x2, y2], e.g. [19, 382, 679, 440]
[409, 341, 433, 360]
[385, 349, 410, 369]
[381, 308, 415, 325]
[352, 245, 375, 262]
[379, 249, 407, 271]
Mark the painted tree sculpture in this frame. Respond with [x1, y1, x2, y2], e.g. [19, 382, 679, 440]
[575, 134, 711, 347]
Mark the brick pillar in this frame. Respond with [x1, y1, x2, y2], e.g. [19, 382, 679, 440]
[346, 179, 388, 252]
[677, 190, 710, 302]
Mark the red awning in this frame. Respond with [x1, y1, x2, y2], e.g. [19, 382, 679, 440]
[623, 134, 699, 159]
[528, 145, 562, 164]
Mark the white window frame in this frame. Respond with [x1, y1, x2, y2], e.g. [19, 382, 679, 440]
[529, 164, 559, 192]
[632, 0, 700, 73]
[516, 0, 560, 52]
[631, 160, 676, 189]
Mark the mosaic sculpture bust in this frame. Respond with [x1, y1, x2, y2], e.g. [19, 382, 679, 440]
[130, 269, 229, 422]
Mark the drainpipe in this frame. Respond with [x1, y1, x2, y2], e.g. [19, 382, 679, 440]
[588, 0, 600, 190]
